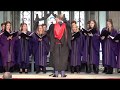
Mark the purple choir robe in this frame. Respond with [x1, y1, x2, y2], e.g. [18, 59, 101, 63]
[0, 33, 3, 67]
[31, 33, 49, 67]
[70, 31, 84, 66]
[82, 29, 100, 66]
[15, 31, 32, 68]
[116, 41, 120, 68]
[101, 28, 117, 68]
[0, 32, 17, 67]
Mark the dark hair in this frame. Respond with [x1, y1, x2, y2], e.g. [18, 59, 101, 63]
[71, 20, 76, 24]
[87, 21, 90, 24]
[89, 20, 97, 29]
[42, 24, 47, 27]
[1, 22, 5, 26]
[20, 23, 23, 27]
[106, 19, 113, 27]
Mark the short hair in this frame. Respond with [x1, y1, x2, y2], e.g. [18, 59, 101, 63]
[56, 14, 64, 20]
[3, 72, 12, 79]
[1, 22, 5, 26]
[89, 20, 97, 29]
[87, 21, 90, 24]
[71, 20, 77, 24]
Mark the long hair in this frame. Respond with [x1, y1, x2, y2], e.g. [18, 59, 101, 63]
[5, 21, 11, 32]
[36, 25, 44, 34]
[89, 20, 97, 30]
[20, 23, 28, 31]
[106, 19, 114, 28]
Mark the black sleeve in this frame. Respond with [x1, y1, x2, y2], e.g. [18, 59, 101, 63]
[66, 23, 72, 50]
[49, 24, 55, 52]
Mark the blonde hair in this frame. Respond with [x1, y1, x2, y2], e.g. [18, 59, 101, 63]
[72, 24, 79, 32]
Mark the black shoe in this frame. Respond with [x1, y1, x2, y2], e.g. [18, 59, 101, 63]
[42, 67, 46, 74]
[106, 71, 113, 74]
[25, 71, 28, 74]
[36, 66, 40, 74]
[106, 66, 113, 74]
[19, 71, 22, 74]
[70, 66, 74, 73]
[86, 64, 91, 73]
[36, 70, 40, 74]
[61, 74, 67, 77]
[80, 63, 86, 72]
[76, 66, 80, 73]
[102, 67, 107, 73]
[53, 75, 58, 77]
[93, 64, 99, 74]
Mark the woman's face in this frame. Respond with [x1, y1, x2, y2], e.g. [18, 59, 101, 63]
[89, 21, 95, 29]
[72, 25, 77, 32]
[22, 24, 28, 31]
[6, 23, 11, 31]
[38, 26, 43, 34]
[107, 21, 112, 28]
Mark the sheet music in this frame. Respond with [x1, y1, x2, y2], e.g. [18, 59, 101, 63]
[109, 35, 114, 39]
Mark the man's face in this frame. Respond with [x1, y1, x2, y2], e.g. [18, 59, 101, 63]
[43, 25, 47, 31]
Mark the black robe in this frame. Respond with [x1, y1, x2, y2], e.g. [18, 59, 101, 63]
[49, 22, 71, 71]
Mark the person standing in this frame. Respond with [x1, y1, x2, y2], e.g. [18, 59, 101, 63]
[82, 20, 100, 74]
[101, 19, 117, 74]
[70, 24, 83, 73]
[0, 21, 17, 72]
[32, 25, 49, 74]
[15, 23, 32, 73]
[49, 14, 71, 77]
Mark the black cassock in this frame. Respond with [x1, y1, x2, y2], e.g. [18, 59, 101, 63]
[49, 22, 71, 71]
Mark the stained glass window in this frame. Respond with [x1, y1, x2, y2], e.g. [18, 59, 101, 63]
[20, 11, 31, 31]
